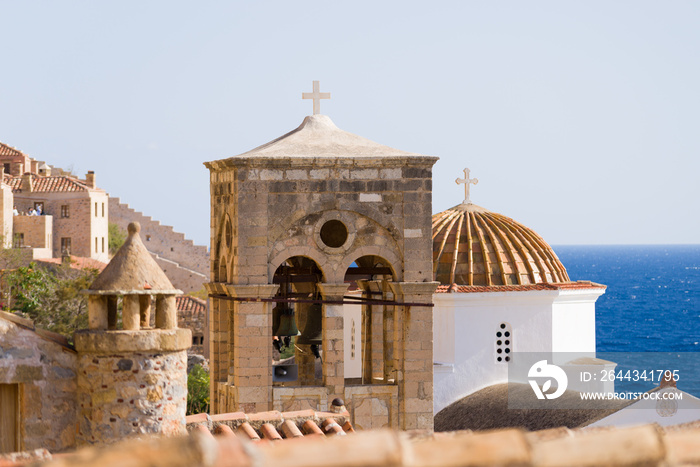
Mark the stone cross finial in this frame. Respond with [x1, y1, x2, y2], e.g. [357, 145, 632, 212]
[302, 80, 331, 115]
[456, 168, 478, 204]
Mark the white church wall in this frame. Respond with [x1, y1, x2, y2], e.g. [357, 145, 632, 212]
[433, 290, 560, 414]
[551, 289, 603, 354]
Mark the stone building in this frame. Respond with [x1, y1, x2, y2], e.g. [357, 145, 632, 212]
[0, 141, 109, 264]
[0, 221, 190, 453]
[76, 222, 190, 445]
[176, 295, 208, 356]
[0, 311, 77, 454]
[204, 106, 439, 430]
[430, 176, 608, 413]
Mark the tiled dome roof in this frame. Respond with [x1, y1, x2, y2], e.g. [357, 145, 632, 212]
[432, 203, 569, 286]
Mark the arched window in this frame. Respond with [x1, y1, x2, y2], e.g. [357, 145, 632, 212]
[495, 322, 512, 363]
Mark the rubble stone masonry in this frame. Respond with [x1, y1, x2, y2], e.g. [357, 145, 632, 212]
[74, 329, 191, 446]
[0, 312, 77, 453]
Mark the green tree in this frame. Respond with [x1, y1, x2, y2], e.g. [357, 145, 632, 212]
[187, 365, 210, 415]
[5, 262, 99, 342]
[108, 222, 127, 255]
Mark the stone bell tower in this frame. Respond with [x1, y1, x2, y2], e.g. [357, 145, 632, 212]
[205, 82, 439, 430]
[74, 222, 191, 445]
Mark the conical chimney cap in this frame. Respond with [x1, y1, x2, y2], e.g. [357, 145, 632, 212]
[86, 222, 182, 295]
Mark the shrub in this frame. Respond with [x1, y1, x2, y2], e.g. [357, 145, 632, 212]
[187, 364, 210, 415]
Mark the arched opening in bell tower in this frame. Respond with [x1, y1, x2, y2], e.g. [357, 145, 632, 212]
[271, 256, 325, 386]
[344, 255, 397, 386]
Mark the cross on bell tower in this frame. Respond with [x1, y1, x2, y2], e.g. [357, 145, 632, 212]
[456, 168, 478, 204]
[302, 80, 331, 115]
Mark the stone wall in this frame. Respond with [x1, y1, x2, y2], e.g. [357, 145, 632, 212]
[74, 329, 191, 446]
[176, 296, 207, 356]
[13, 215, 52, 249]
[0, 312, 77, 453]
[109, 198, 208, 293]
[207, 155, 438, 430]
[14, 191, 110, 263]
[0, 183, 13, 248]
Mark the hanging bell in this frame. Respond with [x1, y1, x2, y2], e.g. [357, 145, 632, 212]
[272, 305, 282, 336]
[297, 303, 323, 346]
[274, 307, 300, 337]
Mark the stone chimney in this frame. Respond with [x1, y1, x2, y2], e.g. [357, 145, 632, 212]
[21, 173, 33, 192]
[85, 171, 95, 189]
[38, 162, 52, 177]
[75, 222, 189, 446]
[30, 159, 39, 174]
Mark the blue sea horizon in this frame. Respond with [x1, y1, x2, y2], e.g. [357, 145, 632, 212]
[553, 244, 700, 397]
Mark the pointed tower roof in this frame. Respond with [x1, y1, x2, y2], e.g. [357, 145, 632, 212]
[87, 222, 181, 294]
[208, 115, 427, 163]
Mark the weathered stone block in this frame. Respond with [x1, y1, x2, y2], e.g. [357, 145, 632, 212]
[14, 365, 43, 381]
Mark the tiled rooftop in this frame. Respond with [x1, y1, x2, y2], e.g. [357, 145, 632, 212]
[6, 174, 91, 193]
[435, 280, 606, 294]
[36, 256, 108, 272]
[185, 406, 354, 442]
[15, 422, 700, 467]
[176, 295, 206, 314]
[0, 141, 27, 157]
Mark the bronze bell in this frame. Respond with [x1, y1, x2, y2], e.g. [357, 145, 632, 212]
[272, 305, 282, 336]
[274, 307, 299, 337]
[297, 303, 323, 346]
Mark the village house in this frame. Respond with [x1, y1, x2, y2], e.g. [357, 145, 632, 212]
[0, 142, 109, 264]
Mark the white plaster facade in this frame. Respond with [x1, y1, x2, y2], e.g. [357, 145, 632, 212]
[432, 286, 605, 414]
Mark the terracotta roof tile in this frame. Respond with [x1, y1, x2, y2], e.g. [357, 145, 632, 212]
[185, 407, 352, 442]
[435, 280, 606, 294]
[36, 256, 108, 272]
[175, 295, 206, 314]
[6, 174, 90, 193]
[32, 421, 700, 467]
[432, 202, 571, 286]
[0, 141, 27, 157]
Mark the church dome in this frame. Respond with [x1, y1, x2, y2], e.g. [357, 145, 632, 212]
[432, 202, 569, 286]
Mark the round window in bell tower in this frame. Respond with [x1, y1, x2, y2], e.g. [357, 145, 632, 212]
[319, 220, 348, 248]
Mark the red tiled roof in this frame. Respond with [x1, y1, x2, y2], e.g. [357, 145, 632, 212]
[6, 174, 90, 193]
[176, 295, 206, 314]
[37, 421, 700, 467]
[436, 281, 606, 293]
[186, 406, 353, 441]
[0, 141, 27, 157]
[36, 256, 108, 272]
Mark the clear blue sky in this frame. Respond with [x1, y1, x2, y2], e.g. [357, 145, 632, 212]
[1, 1, 698, 246]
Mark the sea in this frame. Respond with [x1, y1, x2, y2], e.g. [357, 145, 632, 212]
[553, 245, 700, 397]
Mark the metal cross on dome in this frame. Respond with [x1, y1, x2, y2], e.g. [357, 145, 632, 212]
[456, 168, 478, 204]
[302, 80, 331, 115]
